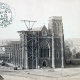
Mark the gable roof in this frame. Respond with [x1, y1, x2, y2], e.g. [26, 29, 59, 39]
[18, 25, 47, 32]
[31, 26, 43, 31]
[31, 25, 47, 31]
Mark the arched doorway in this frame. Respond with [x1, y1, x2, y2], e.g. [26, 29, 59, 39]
[42, 61, 47, 67]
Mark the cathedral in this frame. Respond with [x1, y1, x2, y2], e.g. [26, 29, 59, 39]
[17, 16, 64, 69]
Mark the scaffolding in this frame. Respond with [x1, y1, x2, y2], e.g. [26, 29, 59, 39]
[20, 20, 39, 69]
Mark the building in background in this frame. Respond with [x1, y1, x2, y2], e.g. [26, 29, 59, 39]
[0, 45, 9, 61]
[4, 41, 22, 68]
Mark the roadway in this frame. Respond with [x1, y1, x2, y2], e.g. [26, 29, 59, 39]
[1, 66, 80, 80]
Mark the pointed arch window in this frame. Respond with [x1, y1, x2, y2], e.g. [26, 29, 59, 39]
[40, 41, 50, 58]
[42, 30, 47, 36]
[56, 52, 59, 59]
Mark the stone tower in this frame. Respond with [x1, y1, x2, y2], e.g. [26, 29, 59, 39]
[48, 16, 64, 68]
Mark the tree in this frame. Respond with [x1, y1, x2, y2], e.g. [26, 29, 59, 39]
[76, 52, 80, 59]
[64, 41, 72, 59]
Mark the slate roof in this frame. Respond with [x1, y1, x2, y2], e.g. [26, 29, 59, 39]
[31, 26, 43, 31]
[18, 25, 46, 33]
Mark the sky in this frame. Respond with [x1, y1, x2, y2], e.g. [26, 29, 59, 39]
[0, 0, 80, 39]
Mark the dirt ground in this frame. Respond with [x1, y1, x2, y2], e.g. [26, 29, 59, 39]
[1, 68, 80, 80]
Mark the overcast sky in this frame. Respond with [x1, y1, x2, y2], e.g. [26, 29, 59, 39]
[0, 0, 80, 39]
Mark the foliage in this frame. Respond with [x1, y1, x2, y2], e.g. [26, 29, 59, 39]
[64, 41, 72, 59]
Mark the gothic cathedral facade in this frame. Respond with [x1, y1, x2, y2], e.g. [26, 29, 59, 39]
[18, 16, 64, 69]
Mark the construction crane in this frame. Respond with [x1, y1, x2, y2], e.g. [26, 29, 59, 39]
[21, 20, 37, 30]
